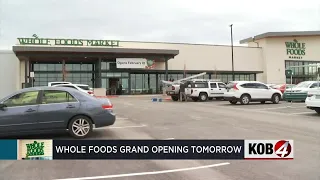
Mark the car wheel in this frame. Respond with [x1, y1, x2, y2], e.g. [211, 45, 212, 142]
[199, 93, 208, 102]
[271, 94, 281, 104]
[240, 94, 250, 105]
[260, 101, 266, 104]
[229, 100, 237, 104]
[315, 108, 320, 114]
[192, 97, 199, 102]
[68, 115, 93, 139]
[171, 96, 179, 101]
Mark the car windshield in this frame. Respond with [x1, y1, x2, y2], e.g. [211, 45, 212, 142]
[295, 82, 312, 88]
[78, 85, 90, 90]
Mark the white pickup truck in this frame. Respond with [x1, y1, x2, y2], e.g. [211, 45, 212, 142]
[185, 79, 227, 101]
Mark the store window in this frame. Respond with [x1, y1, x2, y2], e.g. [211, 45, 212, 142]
[150, 74, 157, 93]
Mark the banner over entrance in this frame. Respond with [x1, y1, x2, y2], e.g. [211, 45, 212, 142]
[116, 58, 155, 69]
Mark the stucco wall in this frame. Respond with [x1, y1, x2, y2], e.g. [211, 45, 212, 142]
[120, 42, 263, 72]
[0, 51, 20, 98]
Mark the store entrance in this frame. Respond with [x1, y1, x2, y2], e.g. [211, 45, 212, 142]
[108, 78, 119, 95]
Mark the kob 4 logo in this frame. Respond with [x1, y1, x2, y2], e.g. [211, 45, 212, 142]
[244, 140, 294, 159]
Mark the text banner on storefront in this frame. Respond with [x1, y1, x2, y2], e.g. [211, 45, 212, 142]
[17, 34, 120, 47]
[53, 140, 244, 160]
[116, 58, 155, 69]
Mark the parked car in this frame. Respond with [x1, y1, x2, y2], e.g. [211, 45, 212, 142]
[53, 84, 94, 96]
[271, 84, 295, 93]
[48, 82, 72, 86]
[306, 89, 320, 114]
[285, 81, 320, 93]
[185, 79, 227, 101]
[223, 81, 282, 105]
[0, 87, 115, 138]
[283, 81, 320, 102]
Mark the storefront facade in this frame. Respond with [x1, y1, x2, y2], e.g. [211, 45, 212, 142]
[240, 31, 320, 84]
[3, 31, 319, 98]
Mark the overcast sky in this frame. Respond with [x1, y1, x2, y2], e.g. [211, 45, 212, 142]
[0, 0, 320, 49]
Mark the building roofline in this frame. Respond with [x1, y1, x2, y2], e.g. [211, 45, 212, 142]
[12, 46, 179, 57]
[239, 31, 320, 44]
[121, 40, 261, 48]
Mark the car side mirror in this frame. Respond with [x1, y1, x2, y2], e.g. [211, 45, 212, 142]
[0, 103, 7, 109]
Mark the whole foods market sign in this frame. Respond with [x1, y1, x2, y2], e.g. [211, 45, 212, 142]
[116, 58, 155, 69]
[285, 39, 306, 59]
[17, 34, 120, 47]
[26, 141, 45, 158]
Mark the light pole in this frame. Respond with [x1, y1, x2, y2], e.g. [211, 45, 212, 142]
[230, 24, 235, 81]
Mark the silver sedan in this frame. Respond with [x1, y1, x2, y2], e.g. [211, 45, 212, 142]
[0, 86, 116, 138]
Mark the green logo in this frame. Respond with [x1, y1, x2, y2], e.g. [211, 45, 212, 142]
[26, 141, 45, 158]
[285, 39, 306, 59]
[147, 60, 154, 66]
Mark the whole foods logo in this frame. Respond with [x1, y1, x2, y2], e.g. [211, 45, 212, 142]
[285, 39, 306, 59]
[145, 59, 155, 69]
[26, 141, 45, 158]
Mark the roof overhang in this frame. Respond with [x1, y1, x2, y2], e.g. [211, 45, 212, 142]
[239, 31, 320, 44]
[12, 46, 179, 61]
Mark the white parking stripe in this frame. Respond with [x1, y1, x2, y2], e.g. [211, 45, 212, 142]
[254, 106, 290, 110]
[164, 138, 175, 140]
[289, 112, 315, 115]
[108, 125, 147, 129]
[254, 106, 306, 111]
[54, 162, 230, 180]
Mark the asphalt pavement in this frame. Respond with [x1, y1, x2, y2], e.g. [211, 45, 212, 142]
[1, 96, 320, 180]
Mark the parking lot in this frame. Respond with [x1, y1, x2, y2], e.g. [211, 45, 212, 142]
[1, 95, 320, 180]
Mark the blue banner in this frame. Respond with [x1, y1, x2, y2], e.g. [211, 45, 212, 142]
[0, 140, 17, 160]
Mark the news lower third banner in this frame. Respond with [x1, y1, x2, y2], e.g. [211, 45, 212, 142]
[0, 139, 294, 160]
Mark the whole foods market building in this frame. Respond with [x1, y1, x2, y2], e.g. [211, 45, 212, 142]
[7, 31, 320, 97]
[13, 36, 179, 95]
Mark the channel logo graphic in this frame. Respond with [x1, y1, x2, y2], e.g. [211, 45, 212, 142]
[244, 140, 294, 160]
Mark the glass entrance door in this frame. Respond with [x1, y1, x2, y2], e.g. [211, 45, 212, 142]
[101, 78, 129, 95]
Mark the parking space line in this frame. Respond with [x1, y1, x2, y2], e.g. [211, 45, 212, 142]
[54, 162, 230, 180]
[254, 106, 290, 110]
[107, 125, 147, 129]
[164, 138, 175, 140]
[289, 112, 315, 115]
[123, 102, 134, 106]
[189, 115, 202, 120]
[254, 106, 306, 111]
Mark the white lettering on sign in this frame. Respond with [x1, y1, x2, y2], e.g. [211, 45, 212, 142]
[116, 58, 147, 69]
